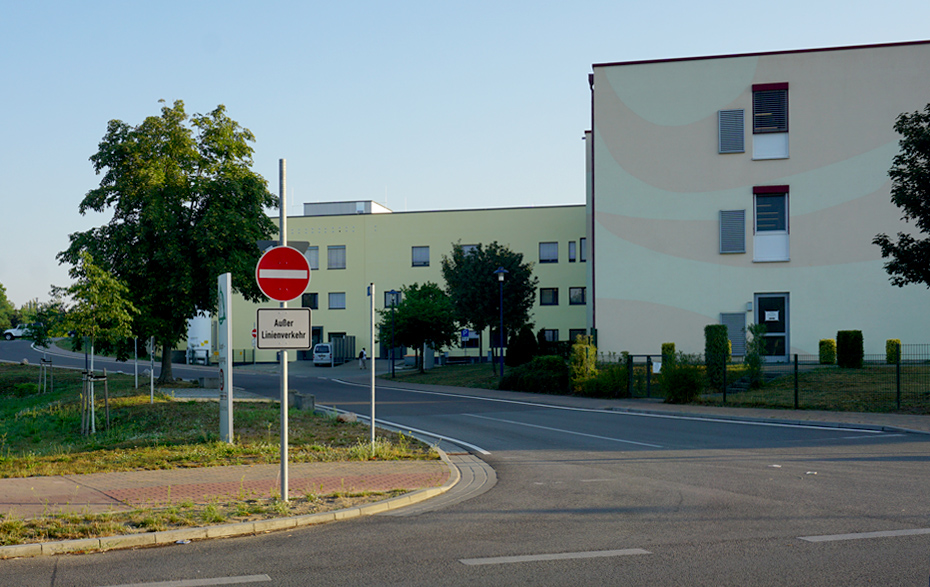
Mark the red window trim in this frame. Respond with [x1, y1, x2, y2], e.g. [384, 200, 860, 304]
[752, 82, 789, 92]
[753, 185, 789, 194]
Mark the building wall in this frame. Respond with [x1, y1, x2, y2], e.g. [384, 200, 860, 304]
[590, 41, 930, 357]
[232, 205, 587, 361]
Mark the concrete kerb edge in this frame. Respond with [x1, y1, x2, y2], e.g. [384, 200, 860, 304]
[0, 448, 461, 560]
[606, 406, 930, 436]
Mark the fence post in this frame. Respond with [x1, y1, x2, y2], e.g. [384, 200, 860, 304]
[721, 353, 727, 403]
[646, 356, 652, 398]
[896, 354, 901, 410]
[626, 354, 633, 397]
[794, 354, 799, 409]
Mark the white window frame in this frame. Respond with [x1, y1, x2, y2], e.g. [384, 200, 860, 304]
[327, 245, 346, 270]
[328, 292, 346, 310]
[539, 242, 558, 263]
[411, 246, 429, 267]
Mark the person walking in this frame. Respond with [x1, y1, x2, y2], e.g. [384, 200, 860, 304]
[358, 348, 367, 369]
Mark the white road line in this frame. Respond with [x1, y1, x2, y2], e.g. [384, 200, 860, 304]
[98, 575, 272, 587]
[460, 548, 651, 566]
[316, 403, 491, 455]
[331, 379, 887, 435]
[464, 414, 664, 448]
[799, 528, 930, 542]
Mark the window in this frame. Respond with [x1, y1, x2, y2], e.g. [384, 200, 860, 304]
[328, 292, 346, 309]
[569, 329, 588, 342]
[542, 329, 559, 342]
[306, 246, 319, 270]
[384, 290, 402, 308]
[569, 287, 586, 305]
[568, 241, 577, 262]
[718, 109, 745, 153]
[753, 85, 788, 133]
[460, 244, 478, 256]
[754, 191, 787, 232]
[719, 210, 746, 254]
[753, 185, 789, 262]
[301, 293, 318, 309]
[579, 237, 587, 262]
[540, 287, 559, 306]
[412, 246, 429, 267]
[752, 83, 788, 159]
[327, 245, 346, 270]
[539, 242, 558, 263]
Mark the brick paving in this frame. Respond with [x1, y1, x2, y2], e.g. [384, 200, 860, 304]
[1, 461, 449, 519]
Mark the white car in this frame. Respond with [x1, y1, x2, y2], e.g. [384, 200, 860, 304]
[3, 324, 33, 340]
[312, 343, 333, 366]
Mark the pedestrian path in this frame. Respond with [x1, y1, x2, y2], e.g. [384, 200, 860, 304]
[0, 461, 449, 520]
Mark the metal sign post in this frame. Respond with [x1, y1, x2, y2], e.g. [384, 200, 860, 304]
[369, 283, 376, 450]
[218, 273, 233, 443]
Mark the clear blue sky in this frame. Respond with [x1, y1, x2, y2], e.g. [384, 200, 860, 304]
[2, 0, 927, 306]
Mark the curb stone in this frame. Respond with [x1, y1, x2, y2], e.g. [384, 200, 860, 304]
[606, 406, 930, 436]
[0, 451, 459, 560]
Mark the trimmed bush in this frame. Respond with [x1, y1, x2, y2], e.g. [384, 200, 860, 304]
[661, 343, 676, 366]
[836, 330, 864, 368]
[662, 353, 704, 404]
[886, 339, 901, 365]
[744, 323, 767, 389]
[704, 324, 731, 390]
[570, 335, 597, 393]
[576, 363, 629, 398]
[819, 339, 836, 365]
[499, 355, 569, 395]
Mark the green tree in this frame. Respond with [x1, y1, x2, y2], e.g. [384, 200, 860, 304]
[441, 241, 538, 365]
[58, 100, 277, 383]
[377, 283, 457, 373]
[0, 284, 14, 329]
[59, 251, 138, 347]
[873, 104, 930, 288]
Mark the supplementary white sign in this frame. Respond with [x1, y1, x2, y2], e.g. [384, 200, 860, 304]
[256, 308, 312, 350]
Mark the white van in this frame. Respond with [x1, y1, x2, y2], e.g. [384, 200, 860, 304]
[313, 343, 333, 366]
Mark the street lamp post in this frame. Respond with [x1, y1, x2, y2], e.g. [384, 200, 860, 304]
[493, 267, 508, 377]
[389, 289, 399, 379]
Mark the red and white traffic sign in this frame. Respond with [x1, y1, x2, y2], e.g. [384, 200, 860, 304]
[255, 246, 311, 302]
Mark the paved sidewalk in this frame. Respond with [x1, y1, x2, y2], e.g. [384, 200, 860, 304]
[0, 460, 449, 521]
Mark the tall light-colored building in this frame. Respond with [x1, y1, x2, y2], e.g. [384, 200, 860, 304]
[587, 41, 930, 359]
[230, 202, 587, 362]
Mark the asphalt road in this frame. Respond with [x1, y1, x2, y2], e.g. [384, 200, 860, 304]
[3, 340, 929, 586]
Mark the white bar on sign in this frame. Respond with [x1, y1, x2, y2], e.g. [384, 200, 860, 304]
[259, 269, 309, 279]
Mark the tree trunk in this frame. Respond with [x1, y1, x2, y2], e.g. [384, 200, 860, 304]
[157, 342, 174, 384]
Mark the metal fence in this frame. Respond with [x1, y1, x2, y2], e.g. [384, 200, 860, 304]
[602, 346, 930, 412]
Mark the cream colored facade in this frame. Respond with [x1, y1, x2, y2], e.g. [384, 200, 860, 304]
[231, 204, 588, 362]
[588, 41, 930, 358]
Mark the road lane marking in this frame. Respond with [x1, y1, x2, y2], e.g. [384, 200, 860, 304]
[331, 379, 889, 435]
[464, 414, 664, 448]
[460, 548, 651, 566]
[98, 575, 272, 587]
[799, 528, 930, 542]
[315, 404, 491, 454]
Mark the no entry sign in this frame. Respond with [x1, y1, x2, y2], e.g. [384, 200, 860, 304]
[255, 246, 311, 302]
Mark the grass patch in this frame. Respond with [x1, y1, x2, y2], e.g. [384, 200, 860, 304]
[0, 363, 437, 478]
[381, 363, 504, 390]
[697, 364, 930, 414]
[0, 490, 408, 546]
